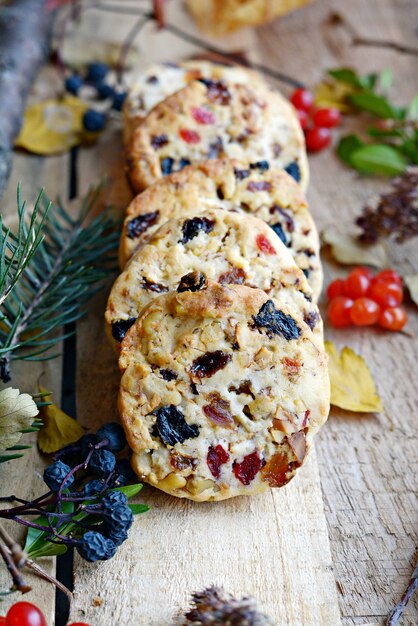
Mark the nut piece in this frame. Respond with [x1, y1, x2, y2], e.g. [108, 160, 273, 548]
[157, 473, 187, 491]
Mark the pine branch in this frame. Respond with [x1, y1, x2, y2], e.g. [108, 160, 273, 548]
[0, 184, 119, 382]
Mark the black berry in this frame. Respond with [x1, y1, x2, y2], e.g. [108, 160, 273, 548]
[90, 449, 116, 476]
[77, 530, 114, 562]
[43, 461, 74, 492]
[103, 503, 134, 532]
[96, 423, 126, 452]
[65, 75, 83, 95]
[83, 109, 106, 132]
[86, 62, 108, 83]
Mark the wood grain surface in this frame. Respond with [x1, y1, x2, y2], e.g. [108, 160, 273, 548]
[0, 0, 417, 624]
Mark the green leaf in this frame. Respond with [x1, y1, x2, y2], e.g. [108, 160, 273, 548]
[379, 69, 393, 92]
[407, 94, 418, 120]
[328, 68, 364, 88]
[0, 453, 24, 462]
[368, 126, 403, 139]
[349, 144, 407, 175]
[24, 500, 75, 559]
[398, 138, 418, 164]
[348, 92, 398, 119]
[114, 483, 143, 498]
[128, 503, 150, 515]
[336, 134, 364, 166]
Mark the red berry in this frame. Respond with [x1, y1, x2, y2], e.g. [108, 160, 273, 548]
[6, 602, 46, 626]
[312, 107, 341, 128]
[345, 268, 372, 299]
[255, 234, 276, 255]
[378, 307, 407, 331]
[373, 269, 402, 286]
[354, 266, 375, 280]
[327, 296, 353, 328]
[296, 108, 309, 130]
[0, 618, 6, 625]
[290, 88, 314, 112]
[368, 281, 403, 308]
[191, 106, 215, 125]
[178, 128, 200, 144]
[350, 297, 380, 326]
[305, 127, 331, 152]
[326, 278, 346, 300]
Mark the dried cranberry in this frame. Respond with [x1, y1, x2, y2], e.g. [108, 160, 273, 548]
[160, 368, 177, 381]
[151, 134, 168, 149]
[250, 160, 269, 171]
[142, 278, 169, 293]
[304, 310, 319, 330]
[208, 136, 224, 159]
[179, 128, 201, 144]
[190, 351, 232, 378]
[207, 445, 229, 478]
[234, 168, 250, 180]
[233, 451, 264, 485]
[161, 157, 174, 175]
[127, 211, 159, 239]
[191, 106, 215, 125]
[284, 162, 301, 182]
[178, 271, 208, 293]
[181, 217, 215, 244]
[170, 452, 197, 471]
[203, 394, 234, 427]
[247, 181, 272, 192]
[253, 300, 301, 340]
[270, 223, 289, 246]
[112, 317, 136, 342]
[154, 405, 199, 446]
[255, 234, 276, 255]
[218, 267, 246, 285]
[199, 79, 231, 105]
[281, 357, 300, 378]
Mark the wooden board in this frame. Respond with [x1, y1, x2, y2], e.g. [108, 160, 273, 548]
[0, 0, 417, 624]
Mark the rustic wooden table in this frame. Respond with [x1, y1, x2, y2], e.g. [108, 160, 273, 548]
[0, 1, 417, 625]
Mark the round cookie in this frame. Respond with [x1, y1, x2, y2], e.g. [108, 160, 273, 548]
[119, 159, 321, 300]
[118, 282, 330, 502]
[107, 208, 322, 346]
[123, 60, 265, 144]
[126, 79, 308, 193]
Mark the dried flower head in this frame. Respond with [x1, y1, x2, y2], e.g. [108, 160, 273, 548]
[356, 167, 418, 244]
[183, 586, 275, 625]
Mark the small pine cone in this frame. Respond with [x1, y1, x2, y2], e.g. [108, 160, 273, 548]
[183, 586, 275, 625]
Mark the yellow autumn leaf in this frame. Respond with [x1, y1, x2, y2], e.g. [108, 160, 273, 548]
[37, 387, 84, 454]
[15, 95, 88, 155]
[321, 227, 388, 267]
[314, 80, 354, 112]
[0, 388, 39, 451]
[325, 341, 384, 413]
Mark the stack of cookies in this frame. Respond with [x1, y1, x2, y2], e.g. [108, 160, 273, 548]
[105, 60, 330, 502]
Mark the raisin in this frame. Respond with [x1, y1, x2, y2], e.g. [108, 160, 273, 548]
[234, 168, 250, 180]
[260, 449, 292, 487]
[199, 79, 231, 105]
[304, 310, 319, 330]
[219, 267, 246, 285]
[270, 223, 289, 246]
[284, 161, 301, 182]
[160, 368, 177, 381]
[146, 75, 158, 84]
[233, 451, 264, 485]
[190, 382, 199, 396]
[181, 217, 215, 243]
[170, 452, 197, 471]
[302, 268, 310, 279]
[127, 211, 159, 239]
[247, 181, 272, 192]
[154, 405, 199, 446]
[216, 186, 224, 200]
[161, 157, 174, 175]
[304, 248, 315, 257]
[190, 351, 231, 378]
[177, 271, 207, 293]
[208, 136, 224, 159]
[270, 205, 295, 232]
[203, 394, 234, 427]
[255, 234, 276, 255]
[250, 160, 269, 171]
[151, 134, 168, 149]
[112, 317, 136, 342]
[253, 300, 301, 340]
[228, 380, 255, 399]
[142, 278, 169, 293]
[179, 158, 191, 170]
[207, 444, 229, 479]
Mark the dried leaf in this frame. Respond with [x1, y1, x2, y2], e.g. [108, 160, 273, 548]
[314, 80, 354, 112]
[322, 227, 388, 267]
[37, 387, 84, 454]
[404, 275, 418, 306]
[325, 341, 384, 413]
[15, 95, 88, 155]
[0, 388, 39, 451]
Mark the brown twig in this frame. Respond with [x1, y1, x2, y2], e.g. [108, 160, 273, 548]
[25, 558, 73, 603]
[385, 562, 418, 626]
[0, 543, 31, 594]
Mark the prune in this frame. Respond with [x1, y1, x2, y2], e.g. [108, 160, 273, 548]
[199, 79, 231, 105]
[218, 267, 246, 285]
[255, 234, 276, 255]
[208, 136, 224, 159]
[177, 271, 208, 293]
[270, 205, 295, 232]
[253, 300, 301, 340]
[233, 451, 264, 485]
[160, 368, 177, 381]
[127, 211, 159, 239]
[154, 405, 199, 446]
[170, 452, 197, 471]
[203, 394, 234, 427]
[181, 217, 215, 244]
[112, 317, 137, 342]
[161, 157, 174, 175]
[179, 158, 191, 170]
[304, 310, 319, 330]
[284, 161, 301, 182]
[142, 278, 169, 293]
[247, 181, 272, 192]
[234, 168, 250, 180]
[151, 134, 168, 149]
[190, 351, 231, 378]
[250, 160, 269, 171]
[270, 223, 289, 246]
[207, 444, 229, 478]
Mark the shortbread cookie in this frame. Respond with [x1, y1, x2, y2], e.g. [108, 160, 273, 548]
[126, 79, 308, 193]
[119, 282, 329, 501]
[123, 60, 265, 144]
[119, 159, 321, 300]
[107, 209, 322, 347]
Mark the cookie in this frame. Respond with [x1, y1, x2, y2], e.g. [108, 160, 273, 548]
[126, 79, 308, 193]
[119, 159, 321, 300]
[118, 282, 329, 501]
[107, 208, 322, 348]
[123, 60, 265, 144]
